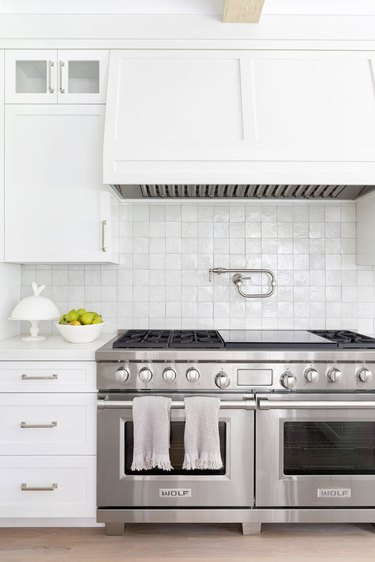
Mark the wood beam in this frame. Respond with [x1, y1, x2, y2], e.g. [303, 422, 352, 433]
[223, 0, 265, 23]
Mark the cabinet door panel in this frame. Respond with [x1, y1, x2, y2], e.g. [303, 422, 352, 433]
[5, 50, 57, 103]
[0, 456, 95, 518]
[246, 52, 375, 160]
[0, 361, 96, 393]
[5, 104, 113, 263]
[0, 393, 96, 455]
[58, 50, 108, 103]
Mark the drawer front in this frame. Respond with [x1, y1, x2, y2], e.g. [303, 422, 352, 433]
[0, 362, 96, 392]
[0, 394, 96, 455]
[0, 456, 95, 518]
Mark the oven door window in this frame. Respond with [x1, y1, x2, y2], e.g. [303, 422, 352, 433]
[124, 421, 226, 475]
[284, 421, 375, 475]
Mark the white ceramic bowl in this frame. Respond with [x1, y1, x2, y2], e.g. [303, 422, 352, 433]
[55, 322, 105, 344]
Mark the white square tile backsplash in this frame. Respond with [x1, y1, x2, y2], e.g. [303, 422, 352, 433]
[21, 201, 375, 336]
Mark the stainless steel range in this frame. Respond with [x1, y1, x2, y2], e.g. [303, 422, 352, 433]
[96, 329, 375, 536]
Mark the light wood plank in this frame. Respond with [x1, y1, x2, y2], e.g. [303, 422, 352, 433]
[0, 524, 375, 561]
[223, 0, 265, 23]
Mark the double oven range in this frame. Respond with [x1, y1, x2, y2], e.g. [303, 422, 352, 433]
[96, 329, 375, 535]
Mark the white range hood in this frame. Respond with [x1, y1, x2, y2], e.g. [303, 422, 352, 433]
[103, 49, 375, 195]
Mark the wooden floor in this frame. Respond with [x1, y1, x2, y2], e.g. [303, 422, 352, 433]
[0, 523, 375, 562]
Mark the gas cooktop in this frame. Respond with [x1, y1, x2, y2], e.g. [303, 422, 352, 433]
[112, 329, 375, 350]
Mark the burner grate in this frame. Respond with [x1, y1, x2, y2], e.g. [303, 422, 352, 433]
[309, 330, 375, 348]
[113, 330, 172, 348]
[170, 330, 225, 349]
[112, 330, 225, 349]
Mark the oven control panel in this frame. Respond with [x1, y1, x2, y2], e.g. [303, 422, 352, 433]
[97, 361, 375, 392]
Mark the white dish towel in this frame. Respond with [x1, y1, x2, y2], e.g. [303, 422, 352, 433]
[131, 396, 173, 471]
[183, 396, 223, 470]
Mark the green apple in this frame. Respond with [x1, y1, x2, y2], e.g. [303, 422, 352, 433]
[76, 308, 86, 317]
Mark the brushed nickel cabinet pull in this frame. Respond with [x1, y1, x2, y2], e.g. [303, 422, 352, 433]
[102, 219, 108, 252]
[48, 60, 54, 93]
[21, 483, 58, 492]
[22, 374, 58, 381]
[20, 421, 57, 429]
[59, 60, 65, 93]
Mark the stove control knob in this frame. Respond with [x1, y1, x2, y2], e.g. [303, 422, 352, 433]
[139, 368, 153, 383]
[304, 368, 319, 384]
[358, 367, 373, 383]
[186, 368, 200, 383]
[280, 371, 297, 390]
[163, 368, 176, 383]
[115, 367, 129, 383]
[327, 367, 342, 384]
[215, 371, 230, 389]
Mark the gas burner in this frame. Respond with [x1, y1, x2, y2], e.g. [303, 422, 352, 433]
[112, 330, 225, 349]
[170, 330, 225, 349]
[309, 330, 375, 348]
[113, 330, 171, 348]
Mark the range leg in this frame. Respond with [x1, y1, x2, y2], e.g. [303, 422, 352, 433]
[242, 523, 261, 536]
[105, 523, 125, 536]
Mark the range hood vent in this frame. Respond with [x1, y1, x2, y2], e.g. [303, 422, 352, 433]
[112, 184, 373, 200]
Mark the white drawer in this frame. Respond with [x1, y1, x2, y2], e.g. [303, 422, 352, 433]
[0, 361, 96, 392]
[0, 456, 96, 518]
[0, 394, 96, 455]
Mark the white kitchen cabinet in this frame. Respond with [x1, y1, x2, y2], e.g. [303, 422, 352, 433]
[0, 393, 96, 455]
[5, 50, 58, 103]
[5, 50, 108, 104]
[0, 361, 96, 393]
[5, 104, 116, 263]
[104, 50, 375, 184]
[0, 456, 96, 518]
[0, 359, 97, 522]
[0, 50, 4, 261]
[58, 50, 108, 104]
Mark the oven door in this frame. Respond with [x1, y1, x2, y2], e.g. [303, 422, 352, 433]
[256, 393, 375, 507]
[97, 393, 255, 508]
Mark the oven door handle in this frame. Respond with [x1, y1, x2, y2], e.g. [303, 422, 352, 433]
[97, 398, 256, 410]
[258, 399, 375, 410]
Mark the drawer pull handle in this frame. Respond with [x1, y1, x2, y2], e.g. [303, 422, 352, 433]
[22, 374, 58, 381]
[20, 421, 57, 429]
[21, 483, 58, 492]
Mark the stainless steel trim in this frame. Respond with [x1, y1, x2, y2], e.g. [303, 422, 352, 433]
[101, 219, 108, 252]
[97, 507, 375, 525]
[96, 343, 375, 362]
[97, 399, 256, 410]
[21, 374, 58, 381]
[20, 421, 57, 428]
[48, 60, 54, 93]
[59, 60, 65, 93]
[258, 399, 375, 410]
[21, 483, 58, 492]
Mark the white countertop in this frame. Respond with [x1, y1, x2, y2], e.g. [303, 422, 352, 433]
[0, 334, 115, 361]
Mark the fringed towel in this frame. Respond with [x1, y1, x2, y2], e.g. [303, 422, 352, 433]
[131, 396, 173, 471]
[183, 396, 223, 470]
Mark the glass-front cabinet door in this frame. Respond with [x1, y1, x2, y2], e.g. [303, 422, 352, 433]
[58, 50, 108, 103]
[5, 50, 108, 104]
[5, 50, 57, 103]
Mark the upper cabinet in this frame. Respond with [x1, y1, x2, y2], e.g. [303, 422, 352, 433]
[4, 104, 116, 264]
[5, 50, 108, 104]
[104, 50, 375, 185]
